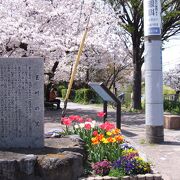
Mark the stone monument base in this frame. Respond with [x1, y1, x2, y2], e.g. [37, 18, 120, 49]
[0, 136, 86, 180]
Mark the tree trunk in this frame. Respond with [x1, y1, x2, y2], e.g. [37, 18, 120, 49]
[85, 68, 89, 82]
[132, 43, 142, 109]
[133, 63, 142, 109]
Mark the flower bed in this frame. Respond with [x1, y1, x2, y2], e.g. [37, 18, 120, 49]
[61, 112, 151, 178]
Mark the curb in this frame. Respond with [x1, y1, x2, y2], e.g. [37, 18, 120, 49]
[79, 173, 162, 180]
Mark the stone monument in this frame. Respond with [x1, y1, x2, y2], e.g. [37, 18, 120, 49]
[0, 57, 44, 148]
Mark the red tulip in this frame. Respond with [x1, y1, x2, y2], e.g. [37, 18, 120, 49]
[92, 130, 98, 136]
[61, 117, 72, 126]
[84, 123, 91, 130]
[97, 112, 106, 117]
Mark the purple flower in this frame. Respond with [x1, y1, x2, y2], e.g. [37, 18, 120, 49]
[120, 143, 134, 150]
[112, 153, 151, 176]
[92, 160, 111, 176]
[112, 155, 136, 175]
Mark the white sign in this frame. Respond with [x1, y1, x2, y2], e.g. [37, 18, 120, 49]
[144, 0, 161, 36]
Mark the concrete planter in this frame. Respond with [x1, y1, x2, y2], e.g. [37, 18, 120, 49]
[164, 115, 180, 129]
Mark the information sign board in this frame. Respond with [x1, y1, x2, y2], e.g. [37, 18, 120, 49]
[88, 82, 121, 129]
[144, 0, 161, 36]
[88, 82, 120, 103]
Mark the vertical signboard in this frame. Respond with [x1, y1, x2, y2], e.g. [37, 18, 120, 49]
[0, 58, 44, 148]
[144, 0, 161, 36]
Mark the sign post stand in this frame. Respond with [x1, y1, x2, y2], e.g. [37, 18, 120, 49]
[88, 82, 121, 129]
[116, 103, 121, 129]
[103, 101, 108, 123]
[144, 0, 164, 143]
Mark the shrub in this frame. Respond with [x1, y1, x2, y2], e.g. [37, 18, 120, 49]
[164, 100, 180, 114]
[123, 92, 132, 109]
[74, 88, 102, 104]
[60, 88, 103, 104]
[108, 168, 126, 177]
[74, 89, 87, 103]
[163, 85, 175, 95]
[61, 88, 75, 101]
[57, 85, 66, 97]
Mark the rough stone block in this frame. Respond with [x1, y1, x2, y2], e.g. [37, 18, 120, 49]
[0, 159, 17, 180]
[129, 175, 138, 180]
[94, 176, 103, 180]
[111, 177, 120, 180]
[164, 115, 180, 129]
[19, 154, 37, 175]
[0, 136, 86, 180]
[136, 174, 146, 180]
[87, 177, 95, 180]
[102, 176, 112, 180]
[121, 176, 130, 180]
[145, 173, 154, 180]
[153, 174, 162, 180]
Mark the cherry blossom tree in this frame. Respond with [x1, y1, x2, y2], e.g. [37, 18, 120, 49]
[164, 65, 180, 101]
[0, 0, 131, 85]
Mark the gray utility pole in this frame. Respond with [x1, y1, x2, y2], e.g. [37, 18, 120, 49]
[144, 0, 164, 143]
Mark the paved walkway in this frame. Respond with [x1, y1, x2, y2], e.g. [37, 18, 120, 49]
[44, 102, 180, 180]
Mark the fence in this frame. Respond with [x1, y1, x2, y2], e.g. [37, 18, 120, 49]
[164, 94, 180, 102]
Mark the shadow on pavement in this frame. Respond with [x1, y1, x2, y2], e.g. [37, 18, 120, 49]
[45, 108, 146, 127]
[121, 129, 138, 137]
[44, 109, 62, 123]
[160, 141, 180, 146]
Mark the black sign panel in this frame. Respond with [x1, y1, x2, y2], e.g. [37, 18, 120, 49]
[88, 82, 120, 103]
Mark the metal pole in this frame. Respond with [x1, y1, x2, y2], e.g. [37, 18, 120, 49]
[113, 62, 116, 95]
[144, 0, 164, 143]
[103, 101, 107, 123]
[116, 103, 121, 129]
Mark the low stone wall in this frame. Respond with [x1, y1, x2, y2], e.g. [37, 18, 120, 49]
[0, 135, 86, 180]
[164, 115, 180, 129]
[79, 174, 162, 180]
[0, 135, 162, 180]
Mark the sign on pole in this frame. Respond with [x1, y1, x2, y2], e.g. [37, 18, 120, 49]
[144, 0, 161, 36]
